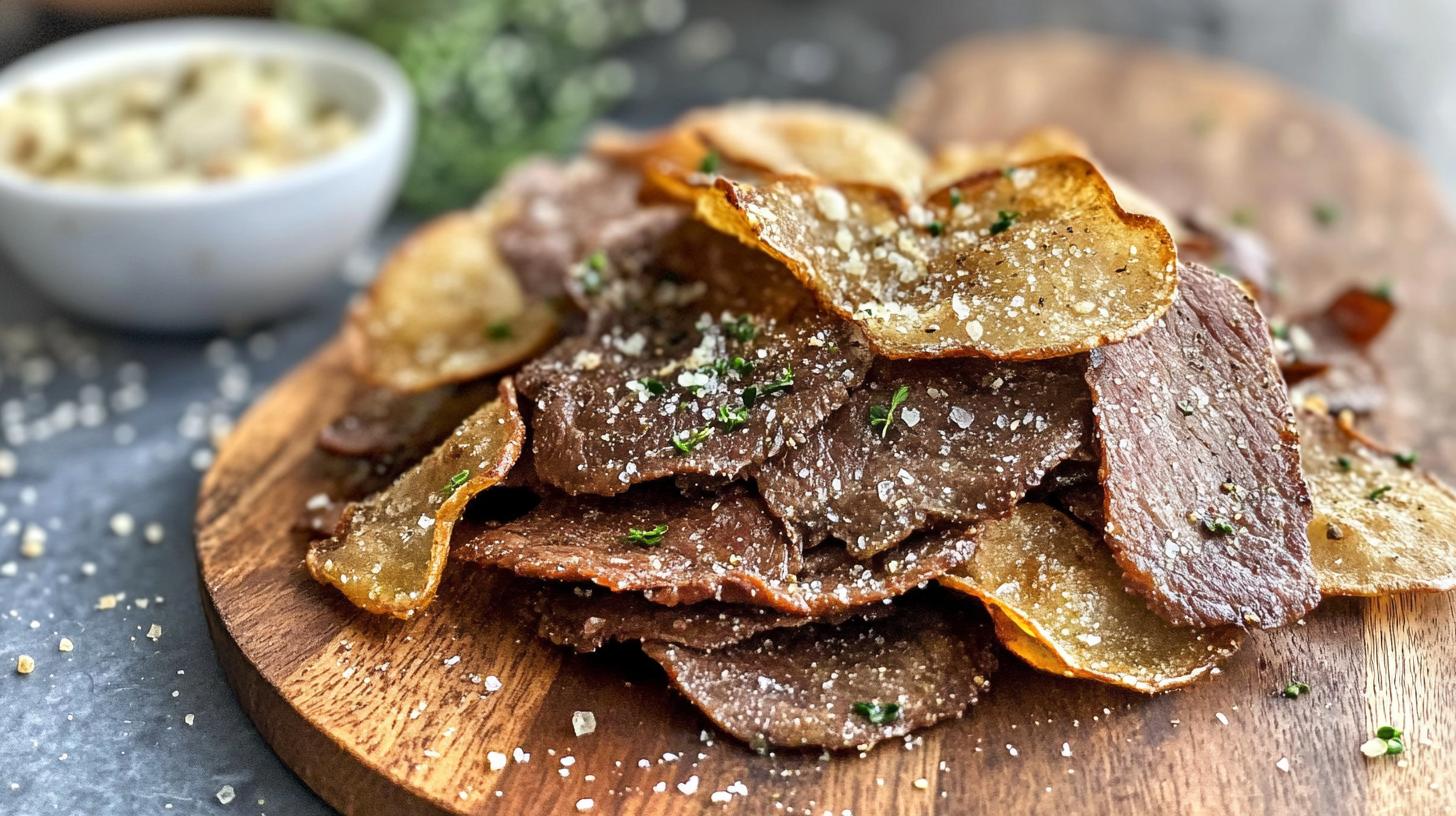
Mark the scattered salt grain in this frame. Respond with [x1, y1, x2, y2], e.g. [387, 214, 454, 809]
[185, 714, 194, 726]
[216, 785, 235, 804]
[80, 562, 96, 576]
[484, 675, 502, 692]
[0, 562, 15, 577]
[0, 449, 16, 479]
[144, 523, 164, 544]
[109, 513, 135, 537]
[576, 798, 594, 812]
[19, 524, 45, 558]
[16, 654, 34, 674]
[1061, 743, 1072, 757]
[58, 638, 72, 652]
[572, 710, 597, 736]
[487, 752, 507, 771]
[710, 791, 732, 803]
[1215, 712, 1229, 726]
[912, 778, 929, 790]
[146, 624, 162, 641]
[512, 748, 529, 764]
[677, 776, 699, 795]
[1276, 757, 1291, 773]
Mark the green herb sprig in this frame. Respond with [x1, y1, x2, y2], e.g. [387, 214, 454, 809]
[868, 385, 910, 439]
[989, 209, 1020, 236]
[622, 524, 668, 547]
[440, 469, 471, 496]
[717, 404, 749, 433]
[672, 426, 712, 455]
[853, 701, 902, 725]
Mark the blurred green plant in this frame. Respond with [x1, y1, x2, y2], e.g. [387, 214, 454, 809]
[278, 0, 657, 212]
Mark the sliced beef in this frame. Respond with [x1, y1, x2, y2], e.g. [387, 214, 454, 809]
[318, 380, 499, 462]
[492, 157, 685, 301]
[533, 583, 888, 653]
[453, 483, 801, 607]
[1086, 262, 1318, 629]
[643, 592, 998, 750]
[454, 481, 978, 615]
[518, 308, 872, 496]
[756, 356, 1090, 556]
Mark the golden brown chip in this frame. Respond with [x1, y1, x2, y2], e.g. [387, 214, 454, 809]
[940, 504, 1242, 692]
[696, 155, 1178, 360]
[344, 205, 560, 393]
[306, 380, 526, 618]
[925, 126, 1091, 189]
[595, 101, 930, 201]
[1299, 406, 1456, 595]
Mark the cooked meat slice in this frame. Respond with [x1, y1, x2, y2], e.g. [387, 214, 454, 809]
[492, 157, 685, 301]
[455, 482, 977, 615]
[643, 592, 997, 750]
[518, 309, 872, 496]
[1280, 288, 1396, 416]
[453, 483, 801, 607]
[318, 380, 499, 461]
[756, 356, 1090, 555]
[1086, 262, 1318, 628]
[533, 583, 887, 653]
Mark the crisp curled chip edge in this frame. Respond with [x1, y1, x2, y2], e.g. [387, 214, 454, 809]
[1299, 405, 1456, 596]
[344, 202, 560, 393]
[694, 155, 1179, 361]
[306, 379, 526, 618]
[939, 503, 1242, 693]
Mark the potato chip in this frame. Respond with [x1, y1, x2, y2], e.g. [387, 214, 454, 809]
[344, 205, 560, 393]
[940, 504, 1242, 692]
[307, 380, 526, 618]
[925, 126, 1091, 189]
[595, 101, 930, 200]
[696, 155, 1178, 360]
[1298, 406, 1456, 596]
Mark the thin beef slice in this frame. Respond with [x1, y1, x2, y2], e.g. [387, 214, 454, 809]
[1086, 262, 1318, 628]
[643, 593, 997, 750]
[756, 356, 1089, 556]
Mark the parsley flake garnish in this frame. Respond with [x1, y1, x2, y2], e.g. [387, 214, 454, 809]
[1312, 201, 1339, 227]
[1202, 516, 1237, 536]
[1395, 451, 1418, 468]
[761, 365, 795, 395]
[1336, 456, 1353, 472]
[486, 320, 513, 340]
[1282, 681, 1311, 699]
[988, 209, 1020, 236]
[581, 250, 607, 294]
[868, 385, 910, 439]
[1177, 401, 1196, 417]
[1368, 485, 1393, 502]
[698, 149, 721, 175]
[948, 188, 963, 208]
[926, 220, 944, 237]
[440, 469, 470, 496]
[852, 701, 902, 725]
[1372, 280, 1394, 302]
[729, 357, 755, 378]
[671, 426, 712, 455]
[638, 378, 666, 397]
[740, 385, 759, 409]
[724, 314, 756, 342]
[717, 404, 749, 433]
[622, 524, 668, 547]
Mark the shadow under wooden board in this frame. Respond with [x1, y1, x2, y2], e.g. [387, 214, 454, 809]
[195, 32, 1456, 816]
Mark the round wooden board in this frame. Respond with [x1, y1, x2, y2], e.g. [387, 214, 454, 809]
[197, 32, 1456, 816]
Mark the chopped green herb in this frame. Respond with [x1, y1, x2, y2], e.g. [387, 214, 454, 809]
[1336, 456, 1353, 472]
[989, 209, 1020, 236]
[1395, 451, 1418, 468]
[1230, 207, 1255, 228]
[724, 314, 756, 342]
[638, 378, 666, 397]
[588, 250, 606, 272]
[671, 426, 712, 455]
[1312, 201, 1339, 227]
[717, 404, 749, 433]
[761, 365, 795, 396]
[1282, 681, 1311, 699]
[621, 524, 668, 547]
[1177, 401, 1196, 417]
[699, 149, 721, 175]
[1269, 322, 1289, 340]
[852, 701, 902, 725]
[729, 357, 755, 378]
[581, 250, 607, 294]
[740, 385, 759, 409]
[440, 469, 471, 496]
[704, 359, 730, 377]
[1385, 738, 1405, 755]
[1376, 725, 1403, 741]
[486, 320, 513, 340]
[948, 188, 963, 208]
[1372, 280, 1394, 302]
[1000, 166, 1015, 179]
[1368, 485, 1393, 502]
[868, 385, 910, 439]
[926, 220, 944, 237]
[1202, 516, 1237, 536]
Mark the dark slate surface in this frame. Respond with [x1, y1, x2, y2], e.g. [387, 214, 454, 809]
[0, 1, 1441, 814]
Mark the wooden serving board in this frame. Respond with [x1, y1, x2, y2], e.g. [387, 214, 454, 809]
[196, 33, 1456, 816]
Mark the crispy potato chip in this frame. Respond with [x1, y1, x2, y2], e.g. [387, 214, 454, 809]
[925, 126, 1091, 189]
[595, 101, 930, 200]
[306, 380, 526, 618]
[940, 504, 1242, 692]
[344, 205, 560, 393]
[696, 155, 1178, 360]
[1298, 406, 1456, 595]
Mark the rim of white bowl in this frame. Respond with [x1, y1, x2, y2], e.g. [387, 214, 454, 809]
[0, 17, 415, 209]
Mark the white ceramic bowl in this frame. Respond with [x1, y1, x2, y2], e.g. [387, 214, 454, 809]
[0, 18, 414, 332]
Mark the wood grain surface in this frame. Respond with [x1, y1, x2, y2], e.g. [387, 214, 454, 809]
[196, 33, 1456, 816]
